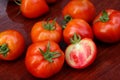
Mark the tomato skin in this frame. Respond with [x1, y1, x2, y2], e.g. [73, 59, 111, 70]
[31, 20, 62, 43]
[21, 0, 49, 18]
[62, 0, 95, 22]
[25, 40, 64, 78]
[93, 9, 120, 43]
[0, 30, 25, 60]
[65, 38, 97, 69]
[63, 19, 93, 44]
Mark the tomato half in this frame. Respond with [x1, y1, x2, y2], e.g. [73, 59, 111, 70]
[0, 30, 25, 60]
[62, 0, 96, 22]
[25, 40, 64, 78]
[21, 0, 49, 18]
[31, 19, 62, 43]
[93, 9, 120, 43]
[65, 38, 97, 69]
[63, 19, 93, 44]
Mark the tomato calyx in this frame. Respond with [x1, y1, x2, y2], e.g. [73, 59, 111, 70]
[99, 10, 109, 22]
[39, 42, 61, 62]
[70, 33, 81, 44]
[64, 15, 72, 24]
[62, 15, 72, 29]
[43, 20, 56, 30]
[0, 43, 10, 56]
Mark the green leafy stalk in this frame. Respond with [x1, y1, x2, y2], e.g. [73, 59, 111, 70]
[62, 15, 72, 29]
[0, 43, 10, 56]
[70, 33, 81, 44]
[64, 15, 72, 23]
[43, 19, 56, 30]
[39, 42, 61, 63]
[99, 10, 109, 22]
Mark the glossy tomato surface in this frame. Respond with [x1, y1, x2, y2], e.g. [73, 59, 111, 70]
[0, 30, 25, 60]
[93, 9, 120, 43]
[63, 19, 93, 44]
[21, 0, 49, 18]
[31, 20, 62, 43]
[62, 0, 96, 22]
[25, 40, 64, 78]
[65, 38, 97, 69]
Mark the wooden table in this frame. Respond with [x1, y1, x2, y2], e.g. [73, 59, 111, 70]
[0, 0, 120, 80]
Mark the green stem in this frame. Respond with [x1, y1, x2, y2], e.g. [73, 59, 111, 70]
[99, 10, 109, 22]
[62, 15, 72, 29]
[43, 19, 56, 30]
[64, 15, 72, 23]
[70, 33, 81, 44]
[39, 42, 61, 62]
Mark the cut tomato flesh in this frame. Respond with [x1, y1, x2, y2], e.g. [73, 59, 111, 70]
[70, 42, 92, 67]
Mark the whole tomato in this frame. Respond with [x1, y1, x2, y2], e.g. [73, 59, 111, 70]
[93, 9, 120, 43]
[31, 19, 62, 43]
[25, 40, 64, 78]
[65, 36, 97, 69]
[63, 19, 93, 44]
[62, 0, 96, 22]
[0, 30, 25, 60]
[21, 0, 49, 18]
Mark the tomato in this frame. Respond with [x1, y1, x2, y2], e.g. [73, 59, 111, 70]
[62, 0, 96, 22]
[63, 19, 93, 44]
[31, 19, 62, 43]
[46, 0, 56, 4]
[25, 40, 64, 78]
[0, 30, 25, 60]
[93, 9, 120, 43]
[20, 0, 49, 18]
[65, 36, 97, 69]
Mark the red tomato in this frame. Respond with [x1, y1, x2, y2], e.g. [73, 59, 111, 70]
[93, 9, 120, 43]
[63, 19, 93, 44]
[62, 0, 96, 22]
[0, 30, 25, 60]
[25, 40, 64, 78]
[46, 0, 56, 4]
[65, 38, 97, 69]
[31, 19, 62, 43]
[21, 0, 49, 18]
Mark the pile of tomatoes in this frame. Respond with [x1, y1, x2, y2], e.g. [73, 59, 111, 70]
[1, 0, 120, 79]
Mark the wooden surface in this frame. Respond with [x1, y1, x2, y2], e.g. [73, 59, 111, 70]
[0, 0, 120, 80]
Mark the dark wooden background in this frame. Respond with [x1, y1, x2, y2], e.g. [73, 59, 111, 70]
[0, 0, 120, 80]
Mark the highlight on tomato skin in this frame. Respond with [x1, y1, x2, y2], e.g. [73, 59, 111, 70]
[65, 38, 97, 69]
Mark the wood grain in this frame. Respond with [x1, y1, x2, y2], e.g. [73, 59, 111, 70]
[0, 0, 120, 80]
